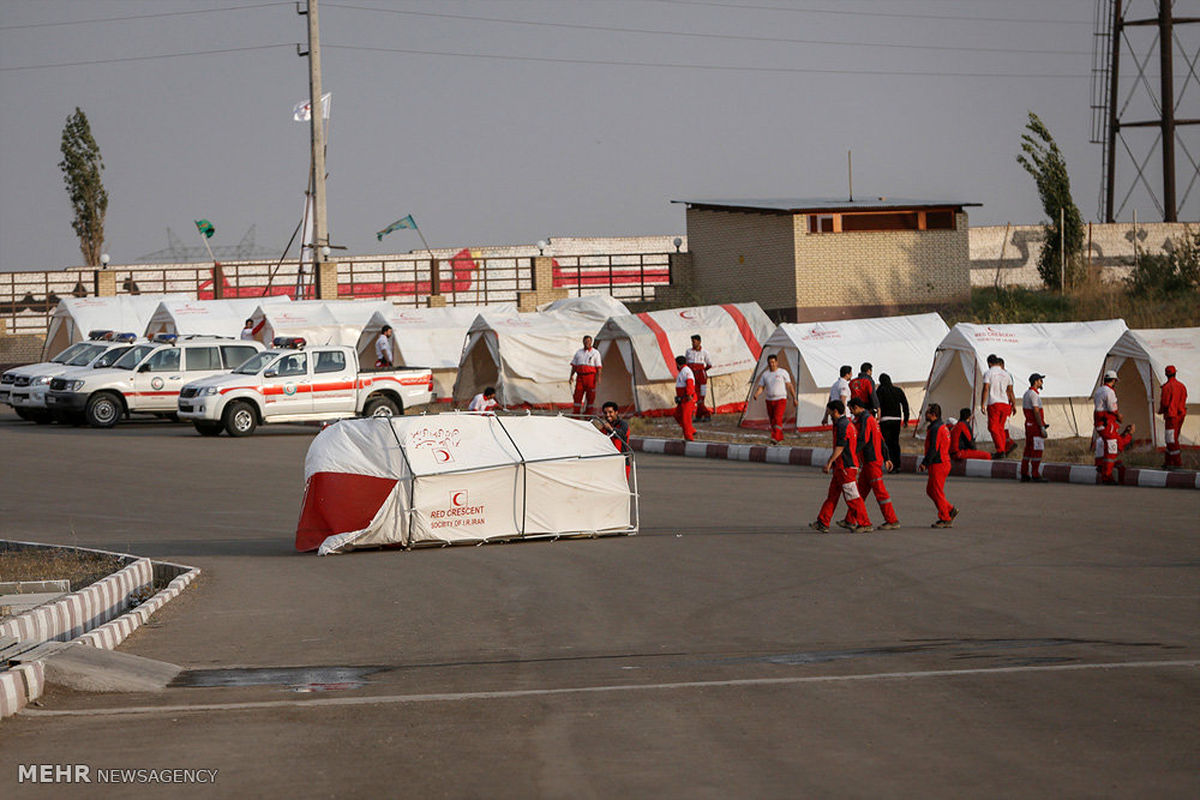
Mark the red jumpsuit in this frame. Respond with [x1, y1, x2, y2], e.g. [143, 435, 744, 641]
[818, 416, 871, 528]
[949, 420, 992, 461]
[570, 346, 601, 415]
[686, 347, 713, 421]
[922, 419, 954, 523]
[854, 411, 898, 525]
[1094, 419, 1132, 484]
[1160, 375, 1188, 468]
[674, 365, 696, 441]
[1093, 384, 1120, 483]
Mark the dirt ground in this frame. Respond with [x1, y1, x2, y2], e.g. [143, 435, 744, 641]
[627, 412, 1199, 471]
[0, 548, 126, 594]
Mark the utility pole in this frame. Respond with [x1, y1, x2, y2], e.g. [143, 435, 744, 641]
[299, 0, 329, 263]
[1160, 0, 1177, 221]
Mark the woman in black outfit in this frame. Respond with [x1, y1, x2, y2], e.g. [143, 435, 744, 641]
[876, 373, 909, 471]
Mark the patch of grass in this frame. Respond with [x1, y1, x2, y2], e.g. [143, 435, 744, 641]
[946, 282, 1200, 328]
[0, 548, 126, 592]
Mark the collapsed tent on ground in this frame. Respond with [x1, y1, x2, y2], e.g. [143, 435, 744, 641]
[1101, 327, 1199, 447]
[295, 413, 636, 554]
[740, 313, 949, 431]
[595, 303, 772, 415]
[354, 304, 517, 402]
[453, 302, 629, 409]
[249, 300, 395, 347]
[42, 294, 187, 359]
[919, 319, 1129, 442]
[145, 297, 291, 339]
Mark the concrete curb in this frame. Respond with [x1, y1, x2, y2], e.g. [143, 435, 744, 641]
[629, 437, 1200, 490]
[0, 542, 199, 720]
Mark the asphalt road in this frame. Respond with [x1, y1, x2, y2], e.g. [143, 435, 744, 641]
[1, 408, 1197, 799]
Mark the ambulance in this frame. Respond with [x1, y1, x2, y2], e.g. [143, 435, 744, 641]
[2, 331, 140, 423]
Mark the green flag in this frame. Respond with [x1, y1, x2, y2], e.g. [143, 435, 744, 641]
[376, 214, 417, 241]
[194, 219, 215, 239]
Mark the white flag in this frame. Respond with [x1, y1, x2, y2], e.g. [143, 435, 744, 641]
[292, 92, 332, 122]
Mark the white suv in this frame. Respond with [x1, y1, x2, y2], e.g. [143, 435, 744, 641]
[46, 335, 264, 428]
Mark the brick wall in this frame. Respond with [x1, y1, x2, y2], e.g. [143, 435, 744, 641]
[685, 208, 797, 311]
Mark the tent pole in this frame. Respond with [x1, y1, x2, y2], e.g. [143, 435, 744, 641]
[493, 415, 528, 539]
[381, 416, 417, 548]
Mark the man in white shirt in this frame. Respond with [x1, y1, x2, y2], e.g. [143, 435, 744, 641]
[468, 386, 498, 413]
[821, 365, 853, 426]
[375, 325, 394, 368]
[240, 319, 256, 341]
[752, 353, 796, 443]
[569, 335, 602, 415]
[1093, 369, 1123, 484]
[981, 354, 1017, 457]
[686, 335, 714, 421]
[674, 355, 696, 441]
[1020, 373, 1048, 482]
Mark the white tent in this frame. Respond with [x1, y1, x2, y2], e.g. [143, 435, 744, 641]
[740, 313, 950, 431]
[42, 294, 187, 359]
[249, 299, 394, 347]
[537, 294, 631, 322]
[595, 303, 773, 415]
[453, 306, 627, 409]
[354, 304, 517, 402]
[294, 414, 636, 554]
[1101, 327, 1199, 447]
[919, 319, 1129, 442]
[144, 297, 291, 339]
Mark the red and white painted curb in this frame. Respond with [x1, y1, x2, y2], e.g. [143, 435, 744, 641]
[0, 548, 199, 720]
[629, 437, 1200, 490]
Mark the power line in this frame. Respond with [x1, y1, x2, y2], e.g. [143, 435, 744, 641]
[324, 3, 1091, 57]
[0, 2, 291, 32]
[644, 0, 1092, 25]
[0, 44, 294, 73]
[324, 42, 1091, 79]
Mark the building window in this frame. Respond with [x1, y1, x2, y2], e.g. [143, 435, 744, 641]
[841, 212, 920, 232]
[809, 214, 835, 233]
[924, 210, 956, 230]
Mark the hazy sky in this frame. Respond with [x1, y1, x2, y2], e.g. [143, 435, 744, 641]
[1, 0, 1196, 270]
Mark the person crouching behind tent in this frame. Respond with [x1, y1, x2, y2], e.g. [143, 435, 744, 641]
[949, 408, 992, 462]
[469, 386, 498, 412]
[598, 401, 632, 479]
[1021, 373, 1048, 482]
[1093, 370, 1123, 484]
[1160, 365, 1187, 469]
[687, 334, 714, 421]
[674, 355, 696, 441]
[918, 403, 958, 528]
[1095, 422, 1135, 485]
[570, 335, 602, 415]
[752, 353, 796, 443]
[809, 400, 872, 534]
[847, 396, 899, 530]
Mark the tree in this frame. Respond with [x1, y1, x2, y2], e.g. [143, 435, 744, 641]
[58, 107, 108, 266]
[1016, 112, 1085, 290]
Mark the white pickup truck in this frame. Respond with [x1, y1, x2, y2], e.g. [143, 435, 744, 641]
[2, 332, 140, 423]
[46, 335, 264, 428]
[176, 339, 434, 436]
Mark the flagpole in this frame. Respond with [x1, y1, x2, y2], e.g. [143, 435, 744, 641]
[411, 223, 439, 295]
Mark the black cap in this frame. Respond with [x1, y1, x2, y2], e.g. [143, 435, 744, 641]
[1029, 373, 1045, 384]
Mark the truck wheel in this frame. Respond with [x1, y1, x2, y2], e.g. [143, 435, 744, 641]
[30, 409, 53, 425]
[364, 396, 400, 417]
[193, 421, 223, 437]
[223, 401, 258, 437]
[85, 392, 122, 428]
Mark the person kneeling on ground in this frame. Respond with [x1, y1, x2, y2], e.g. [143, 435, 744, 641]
[1095, 421, 1135, 485]
[949, 408, 993, 462]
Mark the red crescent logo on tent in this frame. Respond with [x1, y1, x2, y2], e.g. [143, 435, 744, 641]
[679, 310, 696, 319]
[451, 490, 468, 507]
[434, 449, 452, 463]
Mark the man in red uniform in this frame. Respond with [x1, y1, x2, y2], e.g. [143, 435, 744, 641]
[949, 408, 993, 462]
[1160, 365, 1188, 469]
[752, 353, 796, 443]
[847, 396, 900, 530]
[1093, 370, 1122, 484]
[1020, 373, 1048, 482]
[673, 355, 696, 441]
[686, 335, 714, 421]
[569, 335, 602, 415]
[981, 354, 1017, 457]
[1095, 421, 1135, 484]
[809, 400, 873, 534]
[918, 403, 958, 528]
